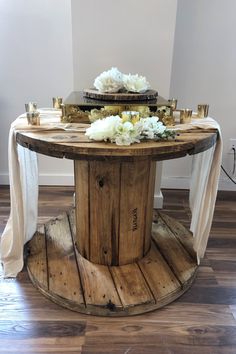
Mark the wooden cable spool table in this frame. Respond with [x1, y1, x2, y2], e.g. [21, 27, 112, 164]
[16, 126, 218, 316]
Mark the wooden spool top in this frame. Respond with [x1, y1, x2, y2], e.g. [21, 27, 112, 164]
[16, 127, 218, 161]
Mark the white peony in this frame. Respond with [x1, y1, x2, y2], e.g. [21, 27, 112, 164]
[85, 115, 121, 141]
[94, 67, 124, 93]
[123, 73, 150, 93]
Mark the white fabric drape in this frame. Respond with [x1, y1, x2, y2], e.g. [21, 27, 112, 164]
[0, 113, 222, 277]
[0, 124, 38, 277]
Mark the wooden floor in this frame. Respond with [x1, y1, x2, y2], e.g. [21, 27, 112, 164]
[0, 186, 236, 353]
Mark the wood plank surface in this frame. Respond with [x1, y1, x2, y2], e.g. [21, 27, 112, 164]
[27, 225, 48, 290]
[89, 160, 120, 265]
[152, 216, 197, 285]
[75, 251, 122, 313]
[144, 160, 156, 254]
[159, 211, 196, 260]
[74, 160, 90, 258]
[138, 243, 181, 300]
[45, 213, 84, 305]
[110, 263, 155, 308]
[119, 159, 150, 264]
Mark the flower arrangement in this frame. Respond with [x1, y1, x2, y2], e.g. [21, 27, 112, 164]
[85, 115, 175, 146]
[94, 67, 151, 94]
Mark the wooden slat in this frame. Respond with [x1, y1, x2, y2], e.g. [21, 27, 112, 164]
[110, 263, 155, 307]
[159, 212, 197, 260]
[89, 160, 120, 265]
[138, 244, 181, 300]
[75, 251, 122, 312]
[144, 160, 156, 254]
[119, 159, 150, 264]
[27, 225, 48, 290]
[45, 213, 84, 305]
[67, 208, 76, 242]
[152, 216, 197, 285]
[74, 160, 90, 258]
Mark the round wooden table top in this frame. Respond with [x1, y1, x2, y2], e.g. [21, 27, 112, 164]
[16, 126, 218, 161]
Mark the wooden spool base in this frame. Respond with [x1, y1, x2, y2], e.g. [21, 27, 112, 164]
[27, 209, 198, 317]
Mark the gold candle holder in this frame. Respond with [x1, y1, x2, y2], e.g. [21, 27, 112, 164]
[27, 111, 40, 125]
[180, 109, 192, 124]
[168, 98, 178, 111]
[121, 111, 140, 124]
[25, 102, 37, 113]
[162, 116, 175, 126]
[197, 104, 209, 118]
[52, 97, 63, 109]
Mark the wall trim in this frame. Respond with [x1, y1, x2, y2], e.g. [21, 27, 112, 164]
[0, 173, 235, 191]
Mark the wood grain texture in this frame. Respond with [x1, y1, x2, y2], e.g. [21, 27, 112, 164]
[88, 160, 120, 265]
[27, 225, 48, 290]
[25, 208, 198, 316]
[83, 88, 158, 101]
[152, 215, 197, 285]
[45, 213, 84, 304]
[74, 160, 90, 258]
[16, 129, 217, 161]
[1, 186, 236, 353]
[118, 159, 151, 264]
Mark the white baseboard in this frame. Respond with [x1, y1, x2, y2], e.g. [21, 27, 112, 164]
[38, 173, 74, 185]
[154, 190, 163, 209]
[161, 176, 236, 191]
[0, 173, 235, 191]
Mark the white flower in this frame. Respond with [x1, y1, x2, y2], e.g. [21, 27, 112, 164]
[94, 67, 124, 93]
[123, 73, 150, 93]
[85, 115, 121, 141]
[136, 117, 166, 139]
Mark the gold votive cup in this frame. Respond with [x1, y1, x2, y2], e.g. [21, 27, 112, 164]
[25, 102, 37, 113]
[121, 111, 140, 124]
[168, 98, 178, 111]
[27, 111, 40, 125]
[52, 97, 63, 109]
[162, 115, 175, 126]
[197, 104, 209, 118]
[180, 109, 192, 124]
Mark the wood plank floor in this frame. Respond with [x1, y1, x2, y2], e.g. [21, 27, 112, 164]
[0, 186, 236, 353]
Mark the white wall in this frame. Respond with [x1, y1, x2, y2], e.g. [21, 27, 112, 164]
[163, 0, 236, 190]
[71, 0, 177, 98]
[2, 1, 233, 190]
[0, 0, 74, 185]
